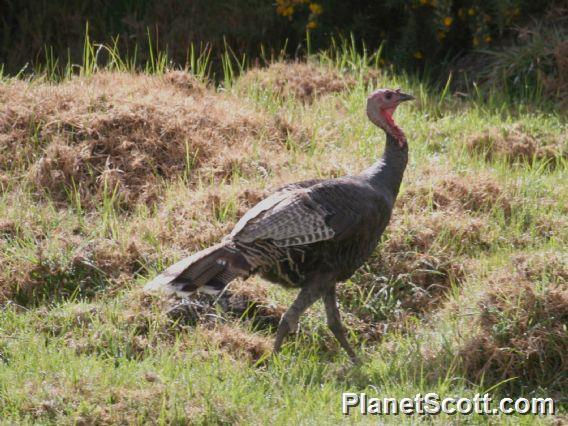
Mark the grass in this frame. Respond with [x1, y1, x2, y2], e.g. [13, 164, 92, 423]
[0, 39, 566, 424]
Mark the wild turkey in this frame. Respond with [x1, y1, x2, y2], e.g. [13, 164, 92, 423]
[145, 88, 414, 362]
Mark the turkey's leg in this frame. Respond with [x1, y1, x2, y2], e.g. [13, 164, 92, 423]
[323, 286, 360, 364]
[273, 286, 323, 353]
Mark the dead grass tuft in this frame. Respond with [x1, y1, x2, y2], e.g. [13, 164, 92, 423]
[222, 280, 286, 329]
[0, 234, 154, 305]
[76, 238, 149, 280]
[0, 72, 296, 209]
[400, 168, 512, 216]
[0, 171, 10, 191]
[201, 323, 271, 361]
[130, 184, 275, 264]
[511, 251, 568, 284]
[164, 279, 285, 331]
[340, 212, 488, 335]
[58, 291, 176, 358]
[2, 249, 91, 305]
[141, 188, 237, 254]
[238, 188, 268, 210]
[162, 70, 206, 93]
[467, 124, 566, 165]
[460, 284, 568, 392]
[393, 213, 486, 285]
[85, 385, 167, 425]
[120, 290, 172, 337]
[0, 219, 17, 238]
[459, 254, 568, 393]
[237, 62, 378, 103]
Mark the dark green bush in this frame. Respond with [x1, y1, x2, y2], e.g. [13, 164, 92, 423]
[275, 0, 563, 69]
[0, 0, 563, 78]
[0, 0, 289, 75]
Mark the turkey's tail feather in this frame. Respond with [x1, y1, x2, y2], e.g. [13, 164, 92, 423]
[144, 241, 251, 297]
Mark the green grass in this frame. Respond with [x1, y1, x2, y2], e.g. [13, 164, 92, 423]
[0, 41, 566, 424]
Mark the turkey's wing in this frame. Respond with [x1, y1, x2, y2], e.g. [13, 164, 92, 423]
[230, 185, 362, 247]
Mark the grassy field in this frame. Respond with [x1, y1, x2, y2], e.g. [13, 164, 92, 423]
[0, 49, 566, 424]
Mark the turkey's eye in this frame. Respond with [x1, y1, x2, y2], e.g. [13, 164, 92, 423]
[385, 92, 392, 100]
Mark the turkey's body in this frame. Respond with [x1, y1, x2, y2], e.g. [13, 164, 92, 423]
[145, 88, 413, 362]
[244, 178, 392, 287]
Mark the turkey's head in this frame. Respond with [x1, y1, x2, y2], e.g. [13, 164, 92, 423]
[366, 88, 414, 148]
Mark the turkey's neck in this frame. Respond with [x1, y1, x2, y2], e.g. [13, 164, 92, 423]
[363, 132, 408, 198]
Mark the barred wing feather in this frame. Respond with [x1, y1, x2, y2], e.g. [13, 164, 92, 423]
[231, 189, 337, 247]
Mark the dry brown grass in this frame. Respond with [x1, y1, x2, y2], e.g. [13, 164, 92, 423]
[89, 385, 168, 426]
[163, 70, 207, 93]
[459, 252, 568, 393]
[511, 251, 568, 284]
[0, 171, 10, 191]
[0, 69, 310, 303]
[338, 210, 489, 338]
[337, 166, 502, 329]
[467, 124, 566, 165]
[164, 278, 286, 333]
[223, 279, 286, 328]
[20, 377, 168, 425]
[76, 237, 150, 281]
[0, 231, 154, 304]
[400, 167, 512, 216]
[0, 71, 299, 209]
[131, 184, 267, 257]
[37, 290, 178, 358]
[0, 219, 17, 238]
[0, 234, 78, 304]
[380, 213, 485, 309]
[0, 180, 273, 304]
[157, 287, 274, 361]
[237, 62, 378, 103]
[200, 323, 271, 362]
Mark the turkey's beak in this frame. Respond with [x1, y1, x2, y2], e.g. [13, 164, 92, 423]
[398, 92, 415, 102]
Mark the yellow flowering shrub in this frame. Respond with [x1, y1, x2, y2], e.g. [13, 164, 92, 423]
[276, 0, 323, 30]
[273, 0, 543, 66]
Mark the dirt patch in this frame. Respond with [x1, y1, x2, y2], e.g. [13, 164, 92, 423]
[237, 62, 379, 103]
[459, 254, 568, 394]
[0, 71, 299, 209]
[467, 124, 566, 165]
